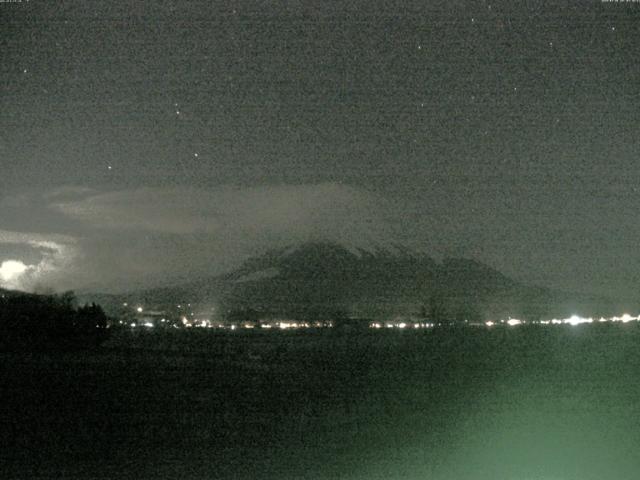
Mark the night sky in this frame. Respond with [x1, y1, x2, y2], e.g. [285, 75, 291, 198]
[1, 0, 640, 297]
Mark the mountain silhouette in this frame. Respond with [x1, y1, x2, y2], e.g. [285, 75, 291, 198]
[84, 241, 616, 322]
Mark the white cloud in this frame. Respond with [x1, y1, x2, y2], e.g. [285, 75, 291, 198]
[0, 230, 78, 292]
[0, 260, 31, 289]
[51, 183, 390, 239]
[43, 185, 97, 201]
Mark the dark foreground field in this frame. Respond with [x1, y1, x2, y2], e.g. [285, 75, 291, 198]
[2, 324, 640, 480]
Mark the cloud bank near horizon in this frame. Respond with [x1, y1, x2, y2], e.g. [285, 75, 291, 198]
[0, 183, 400, 292]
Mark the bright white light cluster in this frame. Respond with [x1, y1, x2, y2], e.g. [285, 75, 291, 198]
[490, 313, 640, 327]
[563, 315, 593, 326]
[374, 321, 435, 329]
[612, 314, 638, 323]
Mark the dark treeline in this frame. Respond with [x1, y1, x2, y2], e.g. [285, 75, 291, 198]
[0, 290, 109, 351]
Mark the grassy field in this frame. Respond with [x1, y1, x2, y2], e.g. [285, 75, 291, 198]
[2, 324, 640, 479]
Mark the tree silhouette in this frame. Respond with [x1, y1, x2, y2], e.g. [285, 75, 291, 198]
[0, 291, 110, 351]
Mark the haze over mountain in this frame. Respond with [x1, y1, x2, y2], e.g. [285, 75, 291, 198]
[85, 242, 620, 322]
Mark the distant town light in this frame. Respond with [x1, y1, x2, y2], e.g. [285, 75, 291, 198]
[113, 302, 640, 334]
[564, 315, 592, 326]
